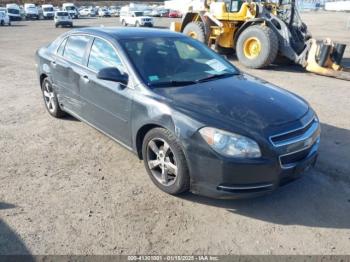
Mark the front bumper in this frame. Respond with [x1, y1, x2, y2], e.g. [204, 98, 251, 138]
[55, 21, 72, 26]
[9, 16, 22, 21]
[185, 116, 321, 199]
[26, 14, 39, 19]
[141, 22, 153, 27]
[43, 14, 54, 19]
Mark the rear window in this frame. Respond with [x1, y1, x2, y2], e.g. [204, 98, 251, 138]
[56, 11, 68, 16]
[63, 35, 91, 65]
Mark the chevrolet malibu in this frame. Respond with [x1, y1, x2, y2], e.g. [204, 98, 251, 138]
[35, 28, 320, 199]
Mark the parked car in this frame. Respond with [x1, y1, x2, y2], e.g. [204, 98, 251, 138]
[109, 6, 120, 17]
[0, 10, 11, 25]
[159, 8, 170, 17]
[42, 4, 55, 19]
[6, 4, 21, 21]
[24, 3, 39, 20]
[120, 9, 153, 27]
[54, 11, 73, 27]
[168, 10, 182, 18]
[35, 28, 320, 199]
[150, 9, 161, 17]
[62, 3, 78, 19]
[79, 8, 95, 17]
[98, 7, 111, 17]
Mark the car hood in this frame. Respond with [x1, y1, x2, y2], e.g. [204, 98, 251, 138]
[152, 74, 309, 130]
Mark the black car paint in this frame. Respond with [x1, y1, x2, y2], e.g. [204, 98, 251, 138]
[36, 28, 320, 199]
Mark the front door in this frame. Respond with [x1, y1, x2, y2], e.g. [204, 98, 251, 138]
[79, 37, 133, 146]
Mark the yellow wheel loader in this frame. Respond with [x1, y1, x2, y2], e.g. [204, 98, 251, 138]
[170, 0, 350, 80]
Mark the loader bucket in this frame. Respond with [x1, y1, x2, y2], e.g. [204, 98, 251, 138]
[305, 39, 350, 81]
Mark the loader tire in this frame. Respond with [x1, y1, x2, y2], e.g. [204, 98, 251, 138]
[183, 22, 206, 43]
[236, 25, 278, 69]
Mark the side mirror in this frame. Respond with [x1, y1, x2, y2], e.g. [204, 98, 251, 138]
[97, 67, 128, 85]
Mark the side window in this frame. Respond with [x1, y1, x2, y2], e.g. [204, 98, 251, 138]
[63, 35, 91, 65]
[87, 38, 124, 72]
[57, 38, 67, 56]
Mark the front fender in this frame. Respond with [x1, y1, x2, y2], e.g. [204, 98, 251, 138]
[131, 92, 203, 156]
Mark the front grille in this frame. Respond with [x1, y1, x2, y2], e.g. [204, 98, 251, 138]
[270, 118, 315, 144]
[269, 117, 321, 169]
[280, 147, 312, 167]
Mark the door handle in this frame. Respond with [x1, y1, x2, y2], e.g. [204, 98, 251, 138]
[51, 61, 57, 67]
[81, 75, 89, 83]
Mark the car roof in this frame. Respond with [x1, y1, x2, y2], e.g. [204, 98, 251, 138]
[70, 27, 184, 40]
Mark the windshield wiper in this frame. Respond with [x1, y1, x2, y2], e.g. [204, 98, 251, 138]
[151, 80, 198, 88]
[195, 72, 238, 83]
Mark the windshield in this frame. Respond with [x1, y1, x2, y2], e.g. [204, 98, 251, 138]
[7, 8, 19, 14]
[134, 11, 143, 16]
[65, 6, 75, 11]
[120, 37, 239, 88]
[43, 7, 54, 12]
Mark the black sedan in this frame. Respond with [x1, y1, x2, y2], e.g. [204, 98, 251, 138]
[35, 28, 320, 199]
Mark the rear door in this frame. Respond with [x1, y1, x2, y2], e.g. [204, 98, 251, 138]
[79, 37, 133, 146]
[51, 34, 91, 114]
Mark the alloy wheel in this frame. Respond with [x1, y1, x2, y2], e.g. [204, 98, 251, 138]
[146, 138, 178, 186]
[43, 81, 56, 113]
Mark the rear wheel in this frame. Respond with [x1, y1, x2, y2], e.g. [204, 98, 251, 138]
[236, 25, 278, 69]
[121, 19, 127, 26]
[183, 21, 206, 43]
[142, 128, 190, 195]
[41, 78, 65, 118]
[135, 21, 140, 27]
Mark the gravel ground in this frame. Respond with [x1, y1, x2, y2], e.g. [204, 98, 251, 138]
[0, 13, 349, 255]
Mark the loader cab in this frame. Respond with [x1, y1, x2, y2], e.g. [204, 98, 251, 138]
[209, 0, 257, 21]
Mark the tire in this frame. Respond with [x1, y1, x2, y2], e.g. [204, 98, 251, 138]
[236, 25, 278, 69]
[135, 21, 140, 27]
[183, 21, 206, 43]
[121, 19, 127, 26]
[0, 20, 4, 26]
[41, 77, 65, 118]
[142, 128, 190, 195]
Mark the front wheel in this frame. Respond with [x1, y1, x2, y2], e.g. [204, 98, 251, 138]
[121, 19, 127, 26]
[236, 25, 278, 69]
[135, 21, 140, 27]
[142, 128, 190, 195]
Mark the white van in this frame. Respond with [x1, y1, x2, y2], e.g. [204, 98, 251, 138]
[42, 4, 54, 19]
[0, 8, 11, 26]
[62, 3, 79, 19]
[120, 6, 153, 27]
[24, 3, 39, 20]
[6, 3, 21, 21]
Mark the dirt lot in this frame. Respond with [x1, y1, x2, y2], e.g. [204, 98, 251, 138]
[0, 12, 350, 255]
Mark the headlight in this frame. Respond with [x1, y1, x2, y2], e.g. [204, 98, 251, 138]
[199, 127, 261, 158]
